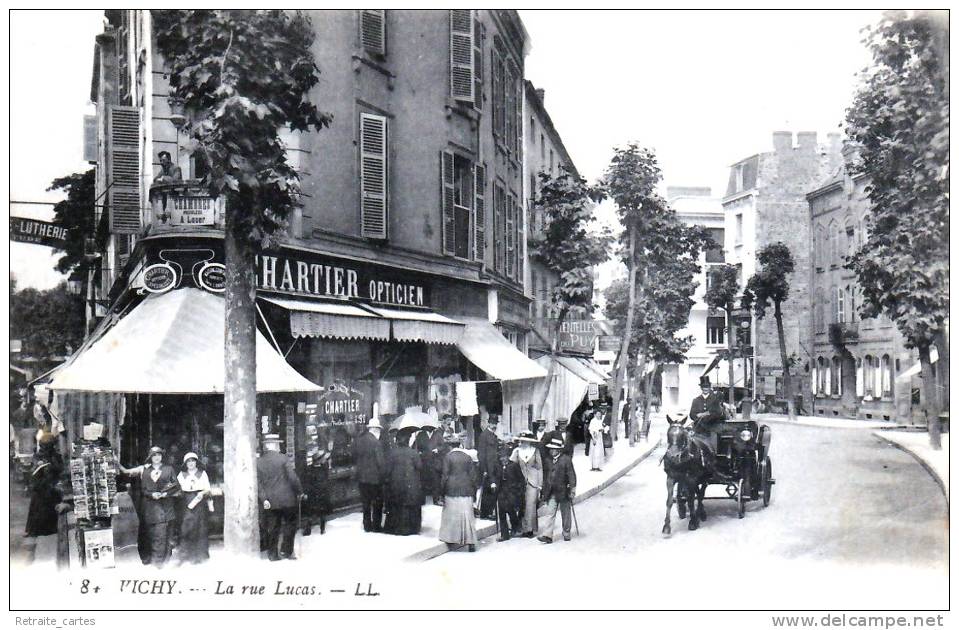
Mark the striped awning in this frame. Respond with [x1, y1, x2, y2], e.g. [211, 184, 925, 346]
[364, 305, 464, 345]
[456, 318, 548, 381]
[261, 295, 391, 341]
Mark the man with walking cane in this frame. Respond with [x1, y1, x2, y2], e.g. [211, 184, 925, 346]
[257, 434, 306, 561]
[538, 437, 577, 544]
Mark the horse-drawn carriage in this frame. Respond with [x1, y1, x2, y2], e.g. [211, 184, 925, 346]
[662, 409, 774, 535]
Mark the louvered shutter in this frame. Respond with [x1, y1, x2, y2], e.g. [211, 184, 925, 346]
[473, 163, 486, 264]
[492, 48, 504, 138]
[107, 105, 141, 234]
[360, 10, 386, 57]
[505, 194, 515, 278]
[449, 10, 474, 103]
[494, 185, 505, 273]
[360, 113, 388, 239]
[472, 16, 484, 111]
[516, 195, 525, 281]
[441, 150, 456, 255]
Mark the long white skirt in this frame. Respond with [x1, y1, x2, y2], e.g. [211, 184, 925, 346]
[590, 432, 605, 469]
[439, 496, 477, 545]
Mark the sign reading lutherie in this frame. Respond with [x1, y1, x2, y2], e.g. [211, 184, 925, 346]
[9, 217, 70, 248]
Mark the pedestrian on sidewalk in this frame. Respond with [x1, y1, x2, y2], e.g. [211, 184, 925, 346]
[538, 438, 577, 544]
[256, 434, 306, 561]
[120, 445, 180, 566]
[24, 432, 62, 538]
[175, 452, 211, 565]
[438, 432, 479, 552]
[511, 431, 543, 539]
[476, 416, 501, 519]
[304, 442, 332, 535]
[353, 418, 385, 532]
[588, 409, 607, 471]
[496, 436, 523, 541]
[384, 427, 423, 536]
[415, 417, 442, 505]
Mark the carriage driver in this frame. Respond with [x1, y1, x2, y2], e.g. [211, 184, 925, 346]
[688, 375, 725, 456]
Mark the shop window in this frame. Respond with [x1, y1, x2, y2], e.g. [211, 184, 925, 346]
[832, 356, 842, 397]
[881, 354, 892, 397]
[856, 358, 864, 397]
[863, 355, 875, 397]
[706, 316, 725, 346]
[811, 363, 819, 395]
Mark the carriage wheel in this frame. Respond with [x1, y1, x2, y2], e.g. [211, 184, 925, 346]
[737, 479, 746, 519]
[762, 457, 773, 507]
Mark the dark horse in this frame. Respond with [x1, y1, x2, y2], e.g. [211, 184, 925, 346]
[662, 413, 708, 536]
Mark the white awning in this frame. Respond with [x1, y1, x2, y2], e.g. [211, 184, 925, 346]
[534, 356, 589, 421]
[261, 295, 391, 340]
[580, 358, 610, 381]
[456, 318, 548, 381]
[556, 356, 605, 385]
[364, 305, 465, 345]
[48, 288, 320, 394]
[894, 347, 938, 383]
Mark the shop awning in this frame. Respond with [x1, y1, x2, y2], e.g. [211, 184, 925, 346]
[580, 358, 610, 381]
[895, 348, 938, 383]
[261, 295, 391, 341]
[456, 318, 548, 381]
[534, 356, 589, 421]
[364, 305, 465, 345]
[48, 288, 320, 394]
[556, 356, 605, 385]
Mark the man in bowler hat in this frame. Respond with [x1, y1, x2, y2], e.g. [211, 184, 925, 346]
[352, 418, 386, 532]
[257, 435, 305, 560]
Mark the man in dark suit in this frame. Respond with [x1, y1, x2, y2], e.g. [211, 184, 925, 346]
[538, 438, 577, 544]
[539, 418, 567, 487]
[352, 418, 385, 532]
[476, 415, 501, 519]
[689, 375, 725, 454]
[257, 434, 305, 561]
[424, 418, 448, 505]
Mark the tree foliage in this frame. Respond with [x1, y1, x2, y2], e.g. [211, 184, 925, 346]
[741, 242, 794, 318]
[844, 10, 948, 351]
[153, 9, 333, 245]
[704, 263, 741, 315]
[10, 283, 86, 358]
[48, 169, 101, 275]
[529, 168, 610, 321]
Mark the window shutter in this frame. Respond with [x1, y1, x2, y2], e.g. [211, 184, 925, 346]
[492, 48, 504, 138]
[449, 10, 474, 103]
[494, 185, 505, 273]
[360, 10, 386, 57]
[473, 16, 484, 111]
[516, 195, 525, 282]
[107, 105, 141, 234]
[360, 113, 388, 239]
[441, 150, 456, 255]
[505, 194, 515, 278]
[473, 162, 486, 264]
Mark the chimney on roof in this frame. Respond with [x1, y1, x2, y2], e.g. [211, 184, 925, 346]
[535, 88, 545, 105]
[797, 131, 818, 153]
[772, 131, 793, 154]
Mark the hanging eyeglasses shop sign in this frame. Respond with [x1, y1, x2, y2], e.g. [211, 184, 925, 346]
[255, 251, 431, 307]
[197, 263, 226, 293]
[9, 217, 70, 248]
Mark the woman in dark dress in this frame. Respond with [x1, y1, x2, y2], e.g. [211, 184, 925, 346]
[383, 427, 423, 535]
[175, 452, 211, 564]
[25, 434, 62, 537]
[304, 444, 332, 535]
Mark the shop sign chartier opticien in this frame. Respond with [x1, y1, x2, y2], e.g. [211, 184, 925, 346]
[137, 245, 432, 307]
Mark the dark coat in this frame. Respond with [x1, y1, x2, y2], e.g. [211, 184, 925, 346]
[476, 428, 501, 484]
[139, 464, 180, 525]
[25, 459, 62, 536]
[422, 428, 447, 494]
[440, 449, 479, 498]
[689, 392, 725, 433]
[384, 445, 423, 506]
[543, 452, 577, 502]
[352, 431, 385, 484]
[498, 459, 525, 505]
[256, 451, 302, 510]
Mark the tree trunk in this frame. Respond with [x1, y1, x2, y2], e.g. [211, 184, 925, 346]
[534, 308, 568, 429]
[630, 351, 647, 447]
[934, 329, 949, 412]
[223, 208, 260, 557]
[773, 301, 796, 422]
[641, 364, 655, 440]
[610, 230, 637, 442]
[918, 343, 942, 450]
[726, 305, 735, 406]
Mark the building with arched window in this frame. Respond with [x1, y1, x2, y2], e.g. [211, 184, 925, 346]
[806, 146, 921, 423]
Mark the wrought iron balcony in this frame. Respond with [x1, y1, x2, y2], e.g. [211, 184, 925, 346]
[828, 321, 859, 347]
[148, 179, 225, 233]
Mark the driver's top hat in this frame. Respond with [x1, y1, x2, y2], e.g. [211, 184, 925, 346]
[699, 375, 711, 388]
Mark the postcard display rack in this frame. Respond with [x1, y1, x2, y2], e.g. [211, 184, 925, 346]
[69, 442, 119, 568]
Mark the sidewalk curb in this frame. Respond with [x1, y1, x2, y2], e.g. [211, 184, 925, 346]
[407, 435, 662, 562]
[755, 415, 907, 430]
[872, 431, 948, 505]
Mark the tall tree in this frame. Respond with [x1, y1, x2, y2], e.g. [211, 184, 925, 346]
[742, 243, 797, 422]
[528, 168, 610, 424]
[704, 263, 741, 407]
[154, 9, 332, 556]
[48, 169, 101, 276]
[601, 143, 662, 443]
[10, 283, 86, 360]
[844, 10, 948, 448]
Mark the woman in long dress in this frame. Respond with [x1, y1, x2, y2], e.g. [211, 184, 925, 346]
[383, 427, 423, 535]
[25, 433, 62, 537]
[438, 432, 479, 551]
[588, 410, 607, 471]
[510, 431, 543, 538]
[176, 452, 211, 564]
[305, 444, 332, 535]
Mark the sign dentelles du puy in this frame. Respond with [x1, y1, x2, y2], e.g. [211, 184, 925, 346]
[10, 216, 70, 248]
[255, 252, 429, 307]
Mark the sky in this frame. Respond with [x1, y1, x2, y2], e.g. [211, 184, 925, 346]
[7, 9, 880, 291]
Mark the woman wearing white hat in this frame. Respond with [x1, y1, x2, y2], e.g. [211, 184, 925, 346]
[176, 452, 212, 564]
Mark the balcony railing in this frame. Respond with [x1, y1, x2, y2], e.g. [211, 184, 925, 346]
[148, 180, 225, 233]
[828, 321, 859, 348]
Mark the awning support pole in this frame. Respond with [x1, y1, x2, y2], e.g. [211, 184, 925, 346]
[256, 303, 283, 355]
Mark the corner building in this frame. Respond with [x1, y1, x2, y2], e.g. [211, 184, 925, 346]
[51, 10, 552, 514]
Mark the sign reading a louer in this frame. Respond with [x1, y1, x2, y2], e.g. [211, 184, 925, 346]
[171, 195, 216, 225]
